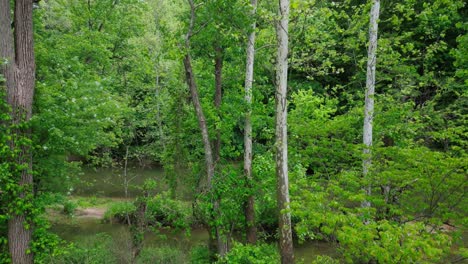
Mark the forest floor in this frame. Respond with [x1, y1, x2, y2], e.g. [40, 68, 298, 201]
[46, 196, 131, 220]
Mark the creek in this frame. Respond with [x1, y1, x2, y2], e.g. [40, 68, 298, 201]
[50, 166, 337, 262]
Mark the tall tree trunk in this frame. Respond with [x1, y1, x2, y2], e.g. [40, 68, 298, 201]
[155, 67, 166, 152]
[182, 54, 215, 190]
[243, 0, 257, 245]
[1, 0, 36, 263]
[362, 0, 380, 209]
[275, 0, 294, 263]
[183, 0, 226, 257]
[213, 45, 223, 164]
[212, 44, 229, 256]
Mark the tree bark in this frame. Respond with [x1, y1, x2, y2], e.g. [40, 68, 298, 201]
[212, 44, 229, 256]
[362, 0, 380, 209]
[1, 0, 36, 263]
[183, 55, 215, 187]
[0, 0, 15, 92]
[213, 44, 223, 164]
[183, 0, 226, 257]
[275, 0, 294, 263]
[244, 0, 257, 245]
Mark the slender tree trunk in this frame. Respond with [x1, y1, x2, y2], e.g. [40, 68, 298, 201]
[275, 0, 294, 263]
[362, 0, 380, 209]
[182, 56, 214, 190]
[131, 190, 148, 264]
[244, 0, 257, 245]
[213, 45, 223, 164]
[155, 68, 166, 151]
[183, 0, 226, 257]
[213, 44, 229, 256]
[1, 0, 36, 263]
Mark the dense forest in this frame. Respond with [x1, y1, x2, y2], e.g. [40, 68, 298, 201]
[0, 0, 466, 263]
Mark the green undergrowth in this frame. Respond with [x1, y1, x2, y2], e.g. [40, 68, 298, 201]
[103, 191, 193, 231]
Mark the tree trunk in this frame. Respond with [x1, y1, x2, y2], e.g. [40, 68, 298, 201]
[0, 0, 15, 92]
[155, 67, 166, 152]
[244, 0, 257, 245]
[212, 44, 229, 256]
[131, 190, 148, 263]
[275, 0, 294, 263]
[362, 0, 380, 209]
[182, 54, 214, 188]
[213, 45, 223, 164]
[1, 0, 36, 263]
[183, 0, 226, 257]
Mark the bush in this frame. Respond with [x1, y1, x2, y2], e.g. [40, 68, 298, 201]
[190, 245, 211, 264]
[311, 255, 340, 264]
[218, 242, 279, 264]
[146, 191, 193, 230]
[103, 202, 136, 223]
[337, 219, 451, 264]
[63, 200, 77, 216]
[49, 234, 118, 264]
[137, 246, 187, 264]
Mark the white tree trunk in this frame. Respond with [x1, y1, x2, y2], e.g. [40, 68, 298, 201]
[275, 0, 294, 262]
[362, 0, 380, 208]
[244, 0, 257, 245]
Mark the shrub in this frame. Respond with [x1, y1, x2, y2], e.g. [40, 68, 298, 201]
[337, 219, 451, 264]
[311, 255, 340, 264]
[48, 234, 117, 264]
[218, 242, 279, 264]
[137, 246, 187, 264]
[146, 191, 193, 230]
[63, 200, 77, 216]
[190, 245, 211, 264]
[103, 202, 136, 223]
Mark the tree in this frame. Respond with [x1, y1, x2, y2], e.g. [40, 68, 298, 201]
[0, 0, 36, 263]
[362, 0, 380, 209]
[244, 0, 257, 245]
[275, 0, 294, 262]
[182, 0, 227, 257]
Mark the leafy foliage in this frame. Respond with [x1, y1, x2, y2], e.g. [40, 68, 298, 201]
[217, 242, 279, 264]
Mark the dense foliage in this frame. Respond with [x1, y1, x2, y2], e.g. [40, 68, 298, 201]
[0, 0, 466, 263]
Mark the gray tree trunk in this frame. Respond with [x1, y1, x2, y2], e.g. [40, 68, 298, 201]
[1, 0, 36, 263]
[275, 0, 294, 263]
[362, 0, 380, 209]
[244, 0, 257, 245]
[183, 0, 226, 257]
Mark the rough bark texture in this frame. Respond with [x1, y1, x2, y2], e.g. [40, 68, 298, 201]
[1, 0, 36, 263]
[362, 0, 380, 209]
[243, 0, 257, 245]
[275, 0, 294, 263]
[183, 54, 215, 188]
[0, 0, 16, 92]
[184, 0, 227, 257]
